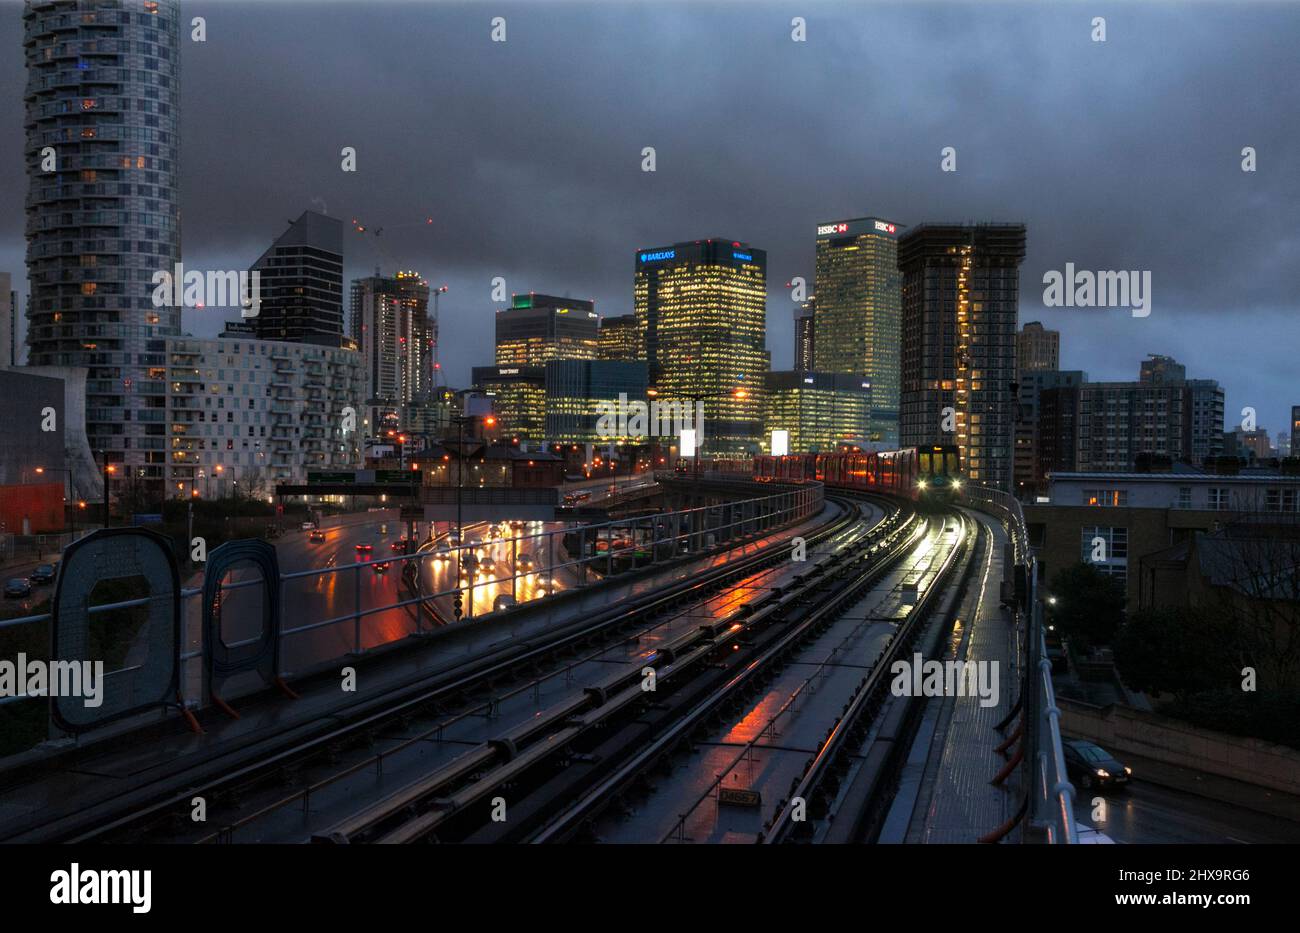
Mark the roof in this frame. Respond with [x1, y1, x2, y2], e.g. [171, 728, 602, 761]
[1049, 469, 1300, 483]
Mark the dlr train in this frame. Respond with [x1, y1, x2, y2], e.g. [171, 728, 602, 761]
[752, 444, 963, 508]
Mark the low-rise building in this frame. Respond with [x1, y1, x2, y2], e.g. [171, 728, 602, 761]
[164, 335, 363, 499]
[1025, 464, 1300, 609]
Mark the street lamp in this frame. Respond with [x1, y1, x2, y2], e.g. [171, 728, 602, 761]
[101, 455, 117, 528]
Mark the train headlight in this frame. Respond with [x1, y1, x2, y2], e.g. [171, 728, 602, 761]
[917, 479, 927, 490]
[950, 479, 961, 491]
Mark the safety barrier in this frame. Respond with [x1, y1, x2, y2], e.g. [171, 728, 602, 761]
[0, 477, 822, 742]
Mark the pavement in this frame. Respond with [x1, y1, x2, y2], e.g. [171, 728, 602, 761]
[893, 508, 1021, 844]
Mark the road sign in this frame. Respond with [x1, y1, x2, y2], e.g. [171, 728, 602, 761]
[375, 469, 419, 484]
[307, 471, 355, 484]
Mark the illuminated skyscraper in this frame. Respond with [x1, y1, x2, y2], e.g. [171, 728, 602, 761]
[634, 240, 767, 455]
[351, 272, 431, 436]
[813, 218, 902, 445]
[597, 314, 640, 361]
[495, 293, 598, 365]
[24, 0, 182, 497]
[899, 223, 1026, 491]
[764, 371, 871, 454]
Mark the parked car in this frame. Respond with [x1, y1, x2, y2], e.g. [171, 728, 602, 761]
[30, 564, 56, 585]
[4, 578, 32, 599]
[1063, 739, 1131, 792]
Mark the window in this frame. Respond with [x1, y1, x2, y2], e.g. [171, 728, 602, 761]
[1177, 487, 1192, 509]
[1081, 526, 1128, 582]
[1083, 488, 1128, 507]
[1208, 487, 1230, 511]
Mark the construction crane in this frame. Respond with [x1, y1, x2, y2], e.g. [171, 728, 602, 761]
[349, 215, 434, 274]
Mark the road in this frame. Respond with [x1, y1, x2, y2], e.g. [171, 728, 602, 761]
[417, 520, 574, 621]
[1073, 779, 1300, 844]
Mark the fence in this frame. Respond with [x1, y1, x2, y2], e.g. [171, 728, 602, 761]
[0, 478, 822, 744]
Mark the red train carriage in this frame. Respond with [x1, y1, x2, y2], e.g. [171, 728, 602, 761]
[753, 445, 956, 506]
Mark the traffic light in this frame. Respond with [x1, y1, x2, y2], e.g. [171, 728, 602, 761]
[453, 589, 463, 620]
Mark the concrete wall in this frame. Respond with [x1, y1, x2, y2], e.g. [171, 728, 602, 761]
[1058, 697, 1300, 795]
[0, 368, 65, 487]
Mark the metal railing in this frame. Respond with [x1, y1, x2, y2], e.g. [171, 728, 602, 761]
[962, 482, 1075, 845]
[0, 480, 822, 722]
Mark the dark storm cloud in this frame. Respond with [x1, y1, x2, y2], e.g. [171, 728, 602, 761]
[2, 1, 1297, 432]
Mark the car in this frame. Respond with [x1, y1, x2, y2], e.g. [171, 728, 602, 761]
[516, 553, 536, 574]
[309, 529, 326, 542]
[534, 573, 555, 595]
[1063, 739, 1131, 792]
[476, 557, 497, 581]
[372, 561, 390, 574]
[432, 545, 452, 564]
[301, 521, 317, 531]
[30, 564, 56, 585]
[390, 540, 408, 553]
[354, 542, 373, 554]
[4, 578, 32, 599]
[493, 594, 517, 612]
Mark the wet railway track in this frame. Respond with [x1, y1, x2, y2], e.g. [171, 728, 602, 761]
[306, 495, 932, 844]
[25, 490, 886, 844]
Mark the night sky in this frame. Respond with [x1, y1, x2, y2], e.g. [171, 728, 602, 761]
[1, 1, 1296, 436]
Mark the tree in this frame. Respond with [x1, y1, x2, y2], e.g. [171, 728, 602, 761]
[1046, 562, 1126, 651]
[1114, 605, 1238, 699]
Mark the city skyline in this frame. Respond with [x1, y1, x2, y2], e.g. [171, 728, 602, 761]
[1, 2, 1297, 436]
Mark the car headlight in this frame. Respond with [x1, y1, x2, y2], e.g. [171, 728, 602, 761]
[917, 479, 927, 490]
[1124, 766, 1132, 775]
[1095, 769, 1110, 778]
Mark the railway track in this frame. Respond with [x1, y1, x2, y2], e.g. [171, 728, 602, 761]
[13, 490, 881, 844]
[307, 495, 929, 844]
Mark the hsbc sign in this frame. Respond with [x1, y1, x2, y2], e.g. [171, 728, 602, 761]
[818, 220, 898, 237]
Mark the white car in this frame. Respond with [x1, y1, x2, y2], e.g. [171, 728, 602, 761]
[1073, 821, 1115, 844]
